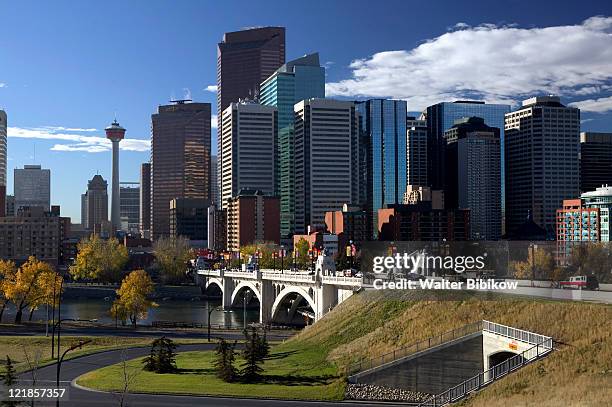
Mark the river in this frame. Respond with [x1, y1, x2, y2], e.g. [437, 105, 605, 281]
[1, 298, 260, 327]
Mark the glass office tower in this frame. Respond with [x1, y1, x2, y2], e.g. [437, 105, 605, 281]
[260, 53, 325, 238]
[356, 99, 408, 239]
[424, 101, 511, 190]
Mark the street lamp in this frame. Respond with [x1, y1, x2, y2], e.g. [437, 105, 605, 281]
[243, 289, 251, 330]
[51, 274, 64, 359]
[56, 339, 91, 407]
[206, 303, 222, 342]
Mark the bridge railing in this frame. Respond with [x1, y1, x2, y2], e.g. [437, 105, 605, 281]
[261, 272, 316, 282]
[346, 321, 483, 376]
[321, 276, 363, 286]
[417, 340, 553, 407]
[483, 320, 553, 348]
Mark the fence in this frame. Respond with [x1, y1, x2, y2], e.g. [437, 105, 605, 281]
[346, 321, 483, 376]
[483, 320, 553, 348]
[417, 340, 553, 407]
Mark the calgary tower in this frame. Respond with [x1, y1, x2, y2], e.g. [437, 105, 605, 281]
[105, 118, 125, 232]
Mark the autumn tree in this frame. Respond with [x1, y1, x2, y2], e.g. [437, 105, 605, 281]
[294, 238, 310, 270]
[111, 270, 157, 327]
[511, 246, 560, 281]
[69, 235, 128, 283]
[2, 257, 60, 324]
[152, 236, 193, 284]
[0, 260, 17, 322]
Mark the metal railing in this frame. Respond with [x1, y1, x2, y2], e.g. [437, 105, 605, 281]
[321, 276, 363, 285]
[346, 321, 483, 376]
[483, 320, 553, 348]
[417, 339, 553, 407]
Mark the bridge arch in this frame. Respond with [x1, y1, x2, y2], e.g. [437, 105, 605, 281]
[205, 277, 224, 296]
[488, 350, 522, 369]
[270, 286, 316, 325]
[230, 281, 262, 308]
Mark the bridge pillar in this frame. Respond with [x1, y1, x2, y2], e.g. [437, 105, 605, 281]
[315, 284, 338, 320]
[222, 277, 234, 310]
[259, 280, 274, 324]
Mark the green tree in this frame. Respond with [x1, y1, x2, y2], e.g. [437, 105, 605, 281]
[566, 243, 612, 283]
[241, 327, 265, 380]
[112, 270, 157, 327]
[69, 235, 128, 282]
[213, 338, 237, 382]
[2, 355, 17, 407]
[142, 337, 177, 373]
[294, 238, 310, 270]
[153, 236, 193, 284]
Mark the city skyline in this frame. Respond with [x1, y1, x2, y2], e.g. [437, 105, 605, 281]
[1, 1, 612, 221]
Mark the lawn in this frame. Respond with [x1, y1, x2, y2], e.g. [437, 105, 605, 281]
[77, 344, 345, 400]
[0, 335, 210, 374]
[75, 290, 612, 404]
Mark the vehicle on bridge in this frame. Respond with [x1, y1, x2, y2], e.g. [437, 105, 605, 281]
[559, 275, 599, 290]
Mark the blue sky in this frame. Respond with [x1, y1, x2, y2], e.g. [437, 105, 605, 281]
[1, 0, 612, 222]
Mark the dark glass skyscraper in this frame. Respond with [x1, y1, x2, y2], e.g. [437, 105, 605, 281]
[217, 27, 285, 204]
[423, 101, 510, 190]
[150, 101, 211, 239]
[356, 99, 407, 238]
[260, 53, 325, 237]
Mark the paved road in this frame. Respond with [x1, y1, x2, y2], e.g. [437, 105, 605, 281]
[0, 324, 296, 342]
[16, 343, 393, 407]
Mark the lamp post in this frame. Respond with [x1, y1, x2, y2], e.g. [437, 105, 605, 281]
[51, 274, 63, 360]
[206, 303, 221, 342]
[56, 339, 91, 407]
[243, 289, 251, 330]
[280, 246, 285, 273]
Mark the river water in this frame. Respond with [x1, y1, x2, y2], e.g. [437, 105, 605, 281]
[1, 298, 260, 327]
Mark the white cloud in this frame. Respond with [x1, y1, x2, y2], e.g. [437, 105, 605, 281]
[0, 83, 6, 88]
[212, 114, 218, 129]
[205, 85, 218, 93]
[326, 16, 612, 111]
[570, 95, 612, 113]
[8, 126, 150, 153]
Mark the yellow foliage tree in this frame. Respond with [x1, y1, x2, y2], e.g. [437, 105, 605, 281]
[511, 246, 560, 281]
[2, 257, 61, 323]
[69, 235, 129, 283]
[112, 270, 157, 327]
[0, 260, 17, 322]
[153, 236, 193, 284]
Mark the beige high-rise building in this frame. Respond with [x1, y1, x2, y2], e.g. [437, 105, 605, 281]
[220, 102, 277, 209]
[81, 174, 108, 231]
[294, 99, 360, 234]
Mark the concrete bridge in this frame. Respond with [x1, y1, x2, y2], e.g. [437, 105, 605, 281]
[195, 255, 362, 325]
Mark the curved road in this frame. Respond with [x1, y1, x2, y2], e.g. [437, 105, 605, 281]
[18, 343, 391, 407]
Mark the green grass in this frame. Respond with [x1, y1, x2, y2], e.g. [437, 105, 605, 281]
[0, 335, 210, 374]
[77, 347, 345, 400]
[75, 290, 612, 404]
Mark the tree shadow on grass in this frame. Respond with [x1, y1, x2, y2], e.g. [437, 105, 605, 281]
[264, 350, 298, 361]
[239, 374, 338, 386]
[176, 367, 216, 375]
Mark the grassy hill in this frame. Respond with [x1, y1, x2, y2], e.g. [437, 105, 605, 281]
[287, 290, 612, 406]
[77, 290, 611, 405]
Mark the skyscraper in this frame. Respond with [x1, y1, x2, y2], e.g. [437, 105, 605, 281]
[105, 119, 125, 232]
[356, 99, 408, 239]
[220, 102, 277, 208]
[81, 174, 108, 231]
[579, 132, 612, 193]
[151, 101, 211, 239]
[406, 117, 428, 188]
[444, 117, 501, 240]
[120, 182, 140, 234]
[14, 165, 50, 211]
[216, 27, 285, 208]
[0, 110, 7, 216]
[294, 99, 360, 234]
[423, 101, 511, 190]
[505, 96, 580, 237]
[260, 53, 325, 237]
[210, 155, 219, 207]
[139, 163, 151, 238]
